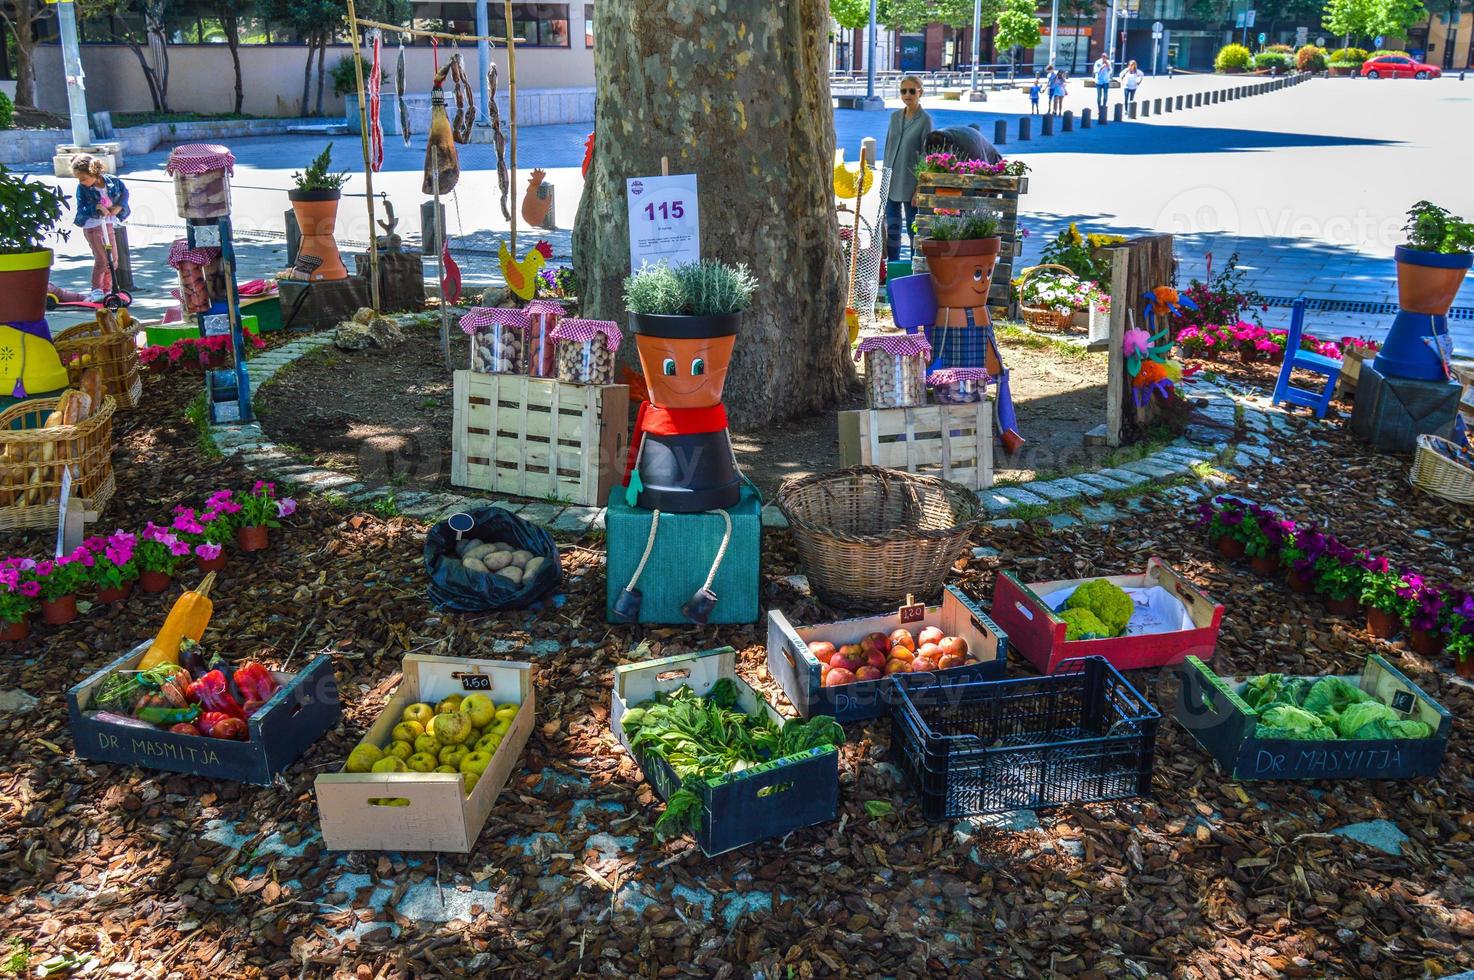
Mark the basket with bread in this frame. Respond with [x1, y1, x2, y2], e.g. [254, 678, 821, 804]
[55, 308, 144, 410]
[0, 367, 116, 531]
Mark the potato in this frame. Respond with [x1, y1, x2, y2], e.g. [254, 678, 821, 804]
[455, 538, 478, 557]
[487, 542, 513, 554]
[483, 551, 513, 572]
[495, 566, 523, 585]
[463, 556, 489, 574]
[522, 556, 546, 579]
[463, 541, 495, 562]
[510, 550, 534, 568]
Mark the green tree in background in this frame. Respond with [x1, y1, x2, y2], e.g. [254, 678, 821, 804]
[1323, 0, 1378, 44]
[830, 0, 870, 30]
[996, 0, 1042, 78]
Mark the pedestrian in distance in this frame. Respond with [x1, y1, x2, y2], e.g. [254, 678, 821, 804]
[70, 153, 130, 303]
[1120, 59, 1145, 110]
[881, 74, 933, 262]
[1093, 53, 1113, 116]
[1029, 73, 1042, 115]
[1054, 71, 1070, 115]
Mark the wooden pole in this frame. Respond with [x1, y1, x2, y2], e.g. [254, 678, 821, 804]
[432, 145, 451, 372]
[503, 0, 519, 253]
[352, 18, 512, 43]
[345, 0, 380, 311]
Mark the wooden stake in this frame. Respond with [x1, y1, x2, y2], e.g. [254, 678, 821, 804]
[345, 0, 380, 311]
[660, 156, 669, 177]
[432, 145, 451, 373]
[503, 0, 519, 254]
[352, 18, 513, 43]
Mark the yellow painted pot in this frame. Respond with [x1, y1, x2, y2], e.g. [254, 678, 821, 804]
[0, 250, 53, 323]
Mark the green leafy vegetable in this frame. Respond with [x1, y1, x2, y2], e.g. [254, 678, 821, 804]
[1302, 677, 1371, 721]
[1388, 719, 1433, 739]
[1254, 704, 1334, 740]
[1239, 673, 1313, 712]
[1063, 579, 1135, 637]
[1336, 701, 1400, 739]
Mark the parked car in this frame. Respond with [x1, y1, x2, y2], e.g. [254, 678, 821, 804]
[1360, 55, 1442, 79]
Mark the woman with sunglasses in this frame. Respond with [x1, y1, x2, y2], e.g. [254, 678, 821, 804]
[881, 75, 933, 262]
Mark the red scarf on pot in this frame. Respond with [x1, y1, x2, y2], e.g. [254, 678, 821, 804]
[622, 402, 729, 486]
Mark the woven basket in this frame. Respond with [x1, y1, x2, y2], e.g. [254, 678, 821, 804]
[55, 311, 143, 410]
[776, 465, 981, 609]
[1016, 263, 1081, 333]
[1410, 434, 1474, 506]
[0, 395, 117, 531]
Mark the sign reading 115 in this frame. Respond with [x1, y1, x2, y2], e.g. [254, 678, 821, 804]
[644, 201, 685, 221]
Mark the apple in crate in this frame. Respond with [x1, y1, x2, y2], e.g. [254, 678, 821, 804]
[889, 629, 917, 652]
[918, 626, 945, 647]
[855, 665, 883, 681]
[885, 659, 911, 675]
[825, 667, 856, 687]
[911, 657, 939, 672]
[809, 641, 837, 663]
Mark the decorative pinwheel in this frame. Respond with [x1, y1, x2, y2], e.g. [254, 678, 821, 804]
[1124, 286, 1198, 378]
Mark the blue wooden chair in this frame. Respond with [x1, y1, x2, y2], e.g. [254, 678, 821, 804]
[1271, 298, 1343, 418]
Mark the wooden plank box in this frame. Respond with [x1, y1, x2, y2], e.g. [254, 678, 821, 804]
[315, 654, 534, 853]
[1169, 655, 1452, 781]
[68, 642, 342, 786]
[990, 558, 1224, 674]
[452, 370, 629, 508]
[837, 401, 994, 490]
[612, 647, 839, 856]
[766, 586, 1009, 723]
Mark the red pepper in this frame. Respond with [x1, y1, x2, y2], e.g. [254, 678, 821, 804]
[232, 662, 279, 705]
[198, 711, 248, 740]
[189, 670, 247, 720]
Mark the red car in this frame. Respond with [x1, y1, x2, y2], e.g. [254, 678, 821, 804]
[1360, 55, 1442, 79]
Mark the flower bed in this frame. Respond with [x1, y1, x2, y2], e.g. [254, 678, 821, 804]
[1175, 321, 1375, 364]
[140, 332, 267, 374]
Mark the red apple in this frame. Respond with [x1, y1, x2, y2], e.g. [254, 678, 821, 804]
[866, 649, 888, 670]
[889, 629, 916, 652]
[918, 626, 945, 647]
[888, 645, 915, 663]
[824, 667, 856, 687]
[855, 665, 883, 681]
[937, 653, 967, 670]
[917, 642, 943, 664]
[865, 631, 891, 652]
[809, 641, 837, 663]
[939, 636, 969, 659]
[911, 657, 938, 673]
[885, 659, 911, 675]
[830, 651, 860, 672]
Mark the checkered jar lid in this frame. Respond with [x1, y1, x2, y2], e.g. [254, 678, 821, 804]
[927, 367, 992, 386]
[459, 306, 530, 335]
[854, 333, 932, 361]
[167, 238, 220, 270]
[525, 299, 566, 315]
[550, 318, 622, 353]
[165, 144, 235, 177]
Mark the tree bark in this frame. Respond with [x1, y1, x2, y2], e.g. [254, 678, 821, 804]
[572, 0, 853, 430]
[220, 5, 243, 114]
[300, 40, 315, 116]
[124, 40, 164, 112]
[2, 0, 43, 109]
[315, 34, 327, 116]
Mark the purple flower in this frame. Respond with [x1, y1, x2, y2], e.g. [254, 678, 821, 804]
[173, 509, 206, 535]
[166, 537, 192, 558]
[1221, 509, 1244, 526]
[276, 498, 297, 518]
[195, 542, 222, 561]
[18, 581, 40, 598]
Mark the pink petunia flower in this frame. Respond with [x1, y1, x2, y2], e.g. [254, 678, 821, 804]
[195, 542, 223, 560]
[277, 498, 297, 518]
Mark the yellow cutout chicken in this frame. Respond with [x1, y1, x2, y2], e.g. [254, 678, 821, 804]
[499, 240, 553, 301]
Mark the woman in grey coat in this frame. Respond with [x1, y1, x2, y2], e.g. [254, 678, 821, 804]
[881, 75, 933, 262]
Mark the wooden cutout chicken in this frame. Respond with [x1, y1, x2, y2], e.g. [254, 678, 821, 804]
[499, 240, 553, 301]
[520, 169, 553, 229]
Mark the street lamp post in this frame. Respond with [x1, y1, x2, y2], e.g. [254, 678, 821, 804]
[863, 0, 885, 110]
[55, 0, 92, 150]
[1048, 0, 1060, 69]
[969, 0, 984, 97]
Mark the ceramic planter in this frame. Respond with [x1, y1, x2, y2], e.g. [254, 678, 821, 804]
[0, 248, 54, 323]
[96, 582, 133, 604]
[139, 570, 173, 593]
[1410, 629, 1444, 657]
[0, 617, 29, 642]
[1365, 606, 1400, 639]
[918, 236, 1001, 309]
[1394, 245, 1471, 316]
[196, 554, 227, 573]
[287, 188, 348, 281]
[237, 525, 270, 552]
[40, 594, 78, 626]
[1457, 655, 1474, 680]
[1286, 569, 1315, 594]
[1215, 535, 1246, 559]
[1325, 595, 1359, 616]
[1249, 555, 1279, 576]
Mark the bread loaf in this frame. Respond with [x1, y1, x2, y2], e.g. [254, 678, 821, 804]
[78, 369, 104, 419]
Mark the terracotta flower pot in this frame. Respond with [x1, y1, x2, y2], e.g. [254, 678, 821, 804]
[97, 582, 133, 604]
[1267, 348, 1285, 365]
[1365, 606, 1400, 639]
[1409, 629, 1444, 657]
[919, 236, 1002, 309]
[0, 617, 29, 642]
[1394, 245, 1472, 317]
[1458, 655, 1474, 680]
[287, 188, 348, 282]
[1286, 569, 1315, 594]
[1250, 555, 1279, 576]
[1215, 535, 1246, 559]
[196, 554, 227, 573]
[236, 525, 269, 552]
[40, 594, 78, 626]
[139, 570, 173, 593]
[0, 248, 54, 323]
[1326, 595, 1359, 616]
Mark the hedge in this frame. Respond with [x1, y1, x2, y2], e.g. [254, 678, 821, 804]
[1215, 43, 1253, 72]
[1252, 51, 1293, 72]
[1296, 45, 1327, 72]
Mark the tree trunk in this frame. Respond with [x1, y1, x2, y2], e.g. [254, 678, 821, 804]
[146, 6, 170, 113]
[125, 41, 165, 112]
[7, 11, 37, 109]
[222, 7, 243, 115]
[300, 41, 316, 116]
[572, 0, 852, 429]
[315, 34, 327, 116]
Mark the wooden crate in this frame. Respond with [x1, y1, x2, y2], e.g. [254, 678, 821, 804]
[914, 172, 1029, 316]
[836, 399, 994, 490]
[315, 654, 534, 853]
[451, 371, 629, 507]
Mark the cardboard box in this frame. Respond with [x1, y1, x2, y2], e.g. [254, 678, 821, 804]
[68, 642, 341, 786]
[990, 557, 1223, 674]
[1170, 655, 1452, 781]
[315, 654, 534, 853]
[612, 647, 838, 856]
[766, 586, 1008, 722]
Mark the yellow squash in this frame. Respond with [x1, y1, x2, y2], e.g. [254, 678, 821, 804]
[137, 573, 217, 670]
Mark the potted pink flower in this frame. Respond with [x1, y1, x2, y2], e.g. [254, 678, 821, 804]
[174, 496, 237, 572]
[88, 531, 139, 603]
[234, 482, 296, 552]
[0, 558, 41, 641]
[35, 548, 92, 625]
[137, 522, 192, 593]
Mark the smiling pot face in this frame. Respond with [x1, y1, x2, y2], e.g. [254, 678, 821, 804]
[634, 334, 737, 409]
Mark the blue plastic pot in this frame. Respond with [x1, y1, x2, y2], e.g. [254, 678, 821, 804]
[887, 273, 938, 333]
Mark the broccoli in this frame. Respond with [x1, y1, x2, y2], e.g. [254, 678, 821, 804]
[1059, 607, 1110, 641]
[1062, 579, 1135, 637]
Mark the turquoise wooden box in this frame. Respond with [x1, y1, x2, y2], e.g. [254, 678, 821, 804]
[605, 484, 761, 624]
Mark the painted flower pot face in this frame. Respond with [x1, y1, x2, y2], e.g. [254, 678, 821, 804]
[288, 189, 348, 282]
[919, 237, 1001, 309]
[630, 313, 739, 409]
[1395, 245, 1472, 316]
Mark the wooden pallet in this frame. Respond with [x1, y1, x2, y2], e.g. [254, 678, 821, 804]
[914, 172, 1029, 316]
[836, 399, 994, 490]
[451, 371, 629, 507]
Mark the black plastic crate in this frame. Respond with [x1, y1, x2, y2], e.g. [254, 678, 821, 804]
[890, 656, 1160, 819]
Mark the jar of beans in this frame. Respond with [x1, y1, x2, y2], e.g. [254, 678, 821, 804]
[551, 318, 622, 385]
[928, 368, 991, 404]
[165, 144, 235, 221]
[855, 334, 931, 410]
[524, 299, 564, 378]
[460, 307, 528, 375]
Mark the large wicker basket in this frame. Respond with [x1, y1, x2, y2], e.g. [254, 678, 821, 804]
[0, 395, 117, 531]
[776, 466, 981, 609]
[1016, 263, 1079, 333]
[55, 312, 143, 410]
[1410, 434, 1474, 506]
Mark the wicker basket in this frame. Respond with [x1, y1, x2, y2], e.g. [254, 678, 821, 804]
[1016, 263, 1080, 333]
[776, 465, 981, 609]
[1410, 434, 1474, 506]
[0, 395, 117, 531]
[55, 311, 143, 410]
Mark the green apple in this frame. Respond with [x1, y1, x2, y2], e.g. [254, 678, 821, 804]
[459, 750, 492, 777]
[494, 704, 519, 721]
[386, 739, 414, 760]
[474, 733, 503, 755]
[431, 711, 473, 746]
[371, 796, 410, 806]
[391, 720, 425, 743]
[406, 752, 438, 773]
[435, 764, 458, 773]
[489, 717, 512, 736]
[438, 744, 469, 769]
[371, 756, 407, 773]
[345, 743, 384, 773]
[460, 693, 496, 728]
[436, 694, 465, 715]
[401, 702, 435, 727]
[413, 734, 442, 756]
[462, 770, 481, 795]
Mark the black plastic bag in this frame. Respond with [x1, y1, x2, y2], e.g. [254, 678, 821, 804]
[424, 506, 562, 612]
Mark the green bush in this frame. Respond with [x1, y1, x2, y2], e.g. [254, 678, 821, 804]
[330, 55, 388, 99]
[624, 260, 757, 316]
[1214, 44, 1252, 71]
[1252, 51, 1293, 72]
[1265, 43, 1295, 54]
[1296, 45, 1327, 72]
[1370, 48, 1410, 58]
[1328, 47, 1368, 68]
[0, 92, 12, 131]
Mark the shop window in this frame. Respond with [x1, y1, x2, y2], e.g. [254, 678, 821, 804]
[585, 4, 594, 47]
[512, 3, 571, 48]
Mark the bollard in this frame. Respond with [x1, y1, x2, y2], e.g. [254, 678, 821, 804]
[1128, 101, 1137, 119]
[1113, 103, 1123, 122]
[1081, 107, 1092, 128]
[1154, 97, 1162, 113]
[1041, 112, 1054, 136]
[1164, 97, 1173, 112]
[1019, 116, 1031, 140]
[994, 118, 1008, 145]
[1062, 110, 1074, 131]
[1176, 95, 1184, 109]
[1139, 100, 1148, 117]
[1099, 105, 1108, 124]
